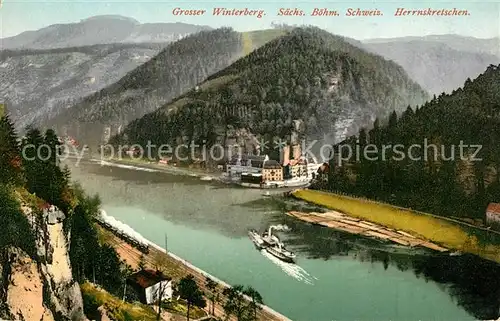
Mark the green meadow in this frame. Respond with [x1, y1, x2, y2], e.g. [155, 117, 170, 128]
[292, 189, 500, 264]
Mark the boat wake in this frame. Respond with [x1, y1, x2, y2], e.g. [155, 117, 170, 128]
[270, 224, 291, 232]
[260, 249, 317, 285]
[250, 224, 316, 284]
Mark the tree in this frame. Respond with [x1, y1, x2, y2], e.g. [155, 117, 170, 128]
[222, 285, 248, 321]
[21, 127, 72, 210]
[243, 286, 263, 321]
[43, 129, 62, 165]
[0, 184, 36, 257]
[205, 276, 218, 316]
[177, 274, 206, 321]
[69, 201, 100, 282]
[22, 127, 45, 194]
[154, 272, 170, 321]
[121, 263, 134, 301]
[152, 251, 168, 272]
[97, 245, 123, 293]
[138, 254, 146, 270]
[68, 186, 122, 295]
[0, 114, 24, 186]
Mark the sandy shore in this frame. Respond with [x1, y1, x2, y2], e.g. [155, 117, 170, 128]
[286, 210, 449, 252]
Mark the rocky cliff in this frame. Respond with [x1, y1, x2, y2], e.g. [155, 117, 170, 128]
[0, 205, 86, 321]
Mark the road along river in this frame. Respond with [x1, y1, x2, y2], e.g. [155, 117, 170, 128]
[67, 159, 500, 321]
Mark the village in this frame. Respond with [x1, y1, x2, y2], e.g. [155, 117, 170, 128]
[222, 142, 327, 188]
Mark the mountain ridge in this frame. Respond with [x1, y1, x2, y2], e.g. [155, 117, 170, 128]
[44, 28, 288, 144]
[112, 27, 429, 158]
[363, 34, 500, 58]
[1, 15, 213, 50]
[363, 39, 500, 94]
[0, 42, 170, 130]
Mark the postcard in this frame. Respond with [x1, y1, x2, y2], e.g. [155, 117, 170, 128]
[0, 1, 499, 320]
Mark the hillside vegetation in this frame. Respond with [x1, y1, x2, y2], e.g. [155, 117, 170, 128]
[318, 64, 500, 219]
[47, 28, 286, 145]
[364, 40, 500, 94]
[1, 43, 168, 130]
[114, 27, 429, 156]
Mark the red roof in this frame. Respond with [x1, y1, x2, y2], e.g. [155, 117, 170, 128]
[128, 269, 171, 289]
[289, 159, 306, 166]
[40, 202, 51, 210]
[487, 203, 500, 215]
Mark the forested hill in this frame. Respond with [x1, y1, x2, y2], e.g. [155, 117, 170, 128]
[44, 28, 243, 142]
[321, 64, 500, 219]
[114, 27, 429, 154]
[45, 28, 286, 144]
[1, 42, 170, 131]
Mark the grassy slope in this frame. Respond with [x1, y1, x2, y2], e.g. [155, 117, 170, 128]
[242, 29, 288, 52]
[293, 189, 500, 263]
[81, 282, 157, 321]
[82, 281, 207, 320]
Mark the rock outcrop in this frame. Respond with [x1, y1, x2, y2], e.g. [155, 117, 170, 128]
[3, 247, 55, 321]
[1, 205, 86, 320]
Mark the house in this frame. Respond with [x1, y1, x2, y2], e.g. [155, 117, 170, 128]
[241, 172, 263, 185]
[226, 154, 269, 177]
[316, 163, 330, 181]
[281, 145, 305, 179]
[127, 269, 173, 304]
[262, 160, 283, 182]
[124, 146, 141, 157]
[102, 126, 111, 144]
[283, 158, 308, 179]
[280, 145, 291, 165]
[307, 162, 323, 178]
[486, 203, 500, 229]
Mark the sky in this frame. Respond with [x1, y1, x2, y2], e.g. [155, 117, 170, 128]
[0, 0, 499, 40]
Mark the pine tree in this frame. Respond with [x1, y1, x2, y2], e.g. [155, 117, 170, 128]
[0, 114, 24, 186]
[22, 127, 46, 200]
[44, 129, 62, 165]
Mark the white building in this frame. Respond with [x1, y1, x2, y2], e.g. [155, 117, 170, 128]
[307, 163, 323, 179]
[486, 203, 500, 230]
[226, 155, 269, 178]
[102, 126, 111, 144]
[127, 269, 173, 304]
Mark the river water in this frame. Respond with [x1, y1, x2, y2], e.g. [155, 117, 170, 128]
[67, 159, 500, 321]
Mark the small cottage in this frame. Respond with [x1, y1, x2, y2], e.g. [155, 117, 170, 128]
[486, 203, 500, 230]
[316, 163, 330, 181]
[127, 269, 173, 304]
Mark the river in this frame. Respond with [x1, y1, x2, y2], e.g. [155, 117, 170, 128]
[67, 158, 500, 321]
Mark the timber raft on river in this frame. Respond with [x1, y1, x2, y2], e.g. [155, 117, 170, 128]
[286, 210, 449, 252]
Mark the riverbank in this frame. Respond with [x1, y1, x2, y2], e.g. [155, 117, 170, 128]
[97, 225, 292, 321]
[286, 210, 449, 252]
[95, 157, 311, 190]
[290, 189, 500, 264]
[66, 158, 500, 321]
[97, 155, 220, 176]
